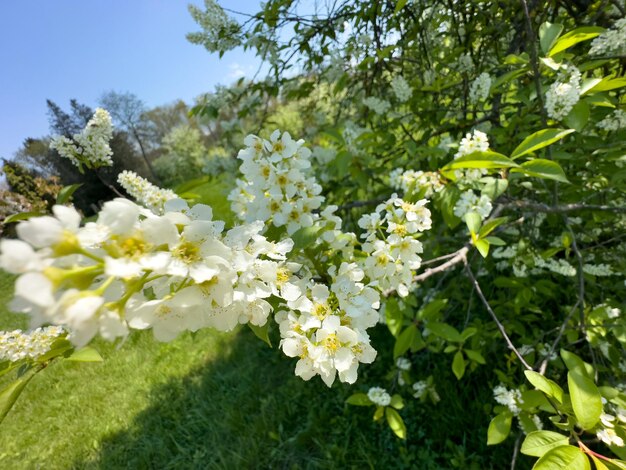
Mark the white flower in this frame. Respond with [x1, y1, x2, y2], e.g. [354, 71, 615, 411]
[546, 66, 581, 120]
[453, 190, 493, 220]
[469, 73, 491, 103]
[396, 357, 411, 371]
[589, 19, 626, 56]
[598, 428, 625, 447]
[493, 385, 523, 415]
[390, 75, 412, 102]
[363, 96, 391, 115]
[597, 110, 626, 132]
[50, 108, 114, 170]
[118, 170, 177, 214]
[455, 130, 490, 158]
[368, 387, 391, 406]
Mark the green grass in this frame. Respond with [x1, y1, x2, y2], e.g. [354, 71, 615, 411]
[0, 267, 527, 469]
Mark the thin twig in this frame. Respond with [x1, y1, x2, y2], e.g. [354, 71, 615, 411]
[538, 300, 580, 375]
[465, 261, 533, 370]
[506, 200, 626, 214]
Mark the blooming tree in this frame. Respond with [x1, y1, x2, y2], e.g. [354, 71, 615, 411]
[2, 1, 626, 468]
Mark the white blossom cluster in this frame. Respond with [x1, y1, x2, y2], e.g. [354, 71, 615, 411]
[493, 384, 523, 415]
[228, 131, 323, 235]
[597, 410, 626, 447]
[389, 168, 444, 198]
[276, 262, 380, 386]
[363, 97, 391, 115]
[396, 357, 411, 371]
[453, 130, 490, 183]
[456, 53, 473, 73]
[50, 108, 114, 171]
[589, 19, 626, 56]
[0, 199, 295, 347]
[469, 73, 491, 103]
[545, 66, 581, 120]
[453, 190, 493, 220]
[117, 170, 177, 214]
[367, 386, 392, 406]
[0, 326, 65, 362]
[597, 110, 626, 132]
[492, 244, 577, 278]
[358, 195, 432, 297]
[390, 75, 413, 102]
[187, 0, 241, 52]
[582, 263, 615, 276]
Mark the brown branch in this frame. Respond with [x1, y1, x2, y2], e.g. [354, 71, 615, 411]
[506, 200, 626, 214]
[465, 261, 533, 370]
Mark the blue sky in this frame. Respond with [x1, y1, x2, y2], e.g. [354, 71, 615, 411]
[0, 0, 261, 159]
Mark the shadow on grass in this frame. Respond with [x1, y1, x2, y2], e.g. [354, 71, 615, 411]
[79, 327, 530, 470]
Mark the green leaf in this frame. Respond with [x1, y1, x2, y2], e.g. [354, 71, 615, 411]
[443, 151, 519, 170]
[249, 323, 272, 347]
[390, 394, 404, 410]
[291, 226, 321, 250]
[394, 325, 425, 357]
[480, 177, 509, 200]
[465, 211, 482, 235]
[464, 349, 486, 364]
[590, 456, 609, 470]
[589, 77, 626, 92]
[66, 346, 104, 362]
[475, 239, 490, 258]
[568, 370, 602, 430]
[373, 405, 384, 421]
[56, 184, 83, 205]
[385, 407, 407, 439]
[417, 299, 448, 321]
[524, 370, 564, 403]
[521, 431, 569, 457]
[513, 159, 569, 183]
[560, 350, 594, 378]
[487, 411, 512, 445]
[532, 445, 590, 470]
[452, 351, 466, 380]
[346, 393, 374, 406]
[548, 26, 604, 56]
[485, 236, 506, 246]
[511, 129, 575, 159]
[479, 217, 509, 238]
[385, 298, 404, 337]
[394, 0, 408, 14]
[0, 375, 35, 424]
[2, 212, 45, 224]
[539, 23, 564, 55]
[580, 78, 604, 96]
[563, 101, 589, 132]
[428, 322, 463, 343]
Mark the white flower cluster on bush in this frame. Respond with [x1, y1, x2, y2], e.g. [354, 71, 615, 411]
[276, 263, 380, 386]
[118, 170, 177, 214]
[358, 196, 432, 297]
[453, 190, 493, 220]
[493, 384, 523, 415]
[589, 19, 626, 56]
[0, 198, 294, 347]
[229, 130, 323, 235]
[0, 326, 65, 362]
[50, 108, 114, 171]
[545, 66, 581, 120]
[363, 96, 391, 115]
[389, 168, 444, 198]
[597, 110, 626, 132]
[390, 75, 412, 102]
[453, 129, 490, 183]
[368, 386, 392, 406]
[469, 72, 491, 103]
[186, 0, 241, 52]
